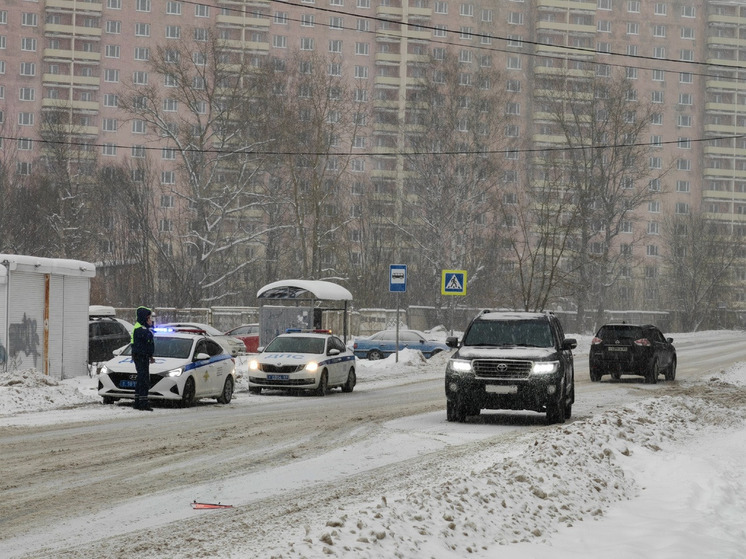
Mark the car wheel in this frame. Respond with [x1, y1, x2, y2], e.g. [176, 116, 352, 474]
[645, 359, 659, 384]
[341, 368, 356, 393]
[315, 371, 329, 396]
[248, 387, 262, 395]
[217, 376, 234, 404]
[102, 396, 117, 405]
[665, 357, 677, 381]
[446, 398, 467, 422]
[181, 376, 197, 407]
[367, 349, 384, 360]
[590, 369, 601, 382]
[546, 380, 566, 425]
[611, 371, 621, 381]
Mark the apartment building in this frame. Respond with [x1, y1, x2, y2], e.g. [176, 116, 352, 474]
[0, 0, 743, 311]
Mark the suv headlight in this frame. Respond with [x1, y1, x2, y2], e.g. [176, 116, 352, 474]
[305, 361, 319, 372]
[532, 361, 559, 375]
[167, 367, 184, 377]
[448, 359, 473, 374]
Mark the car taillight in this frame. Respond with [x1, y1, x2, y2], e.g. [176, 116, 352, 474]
[353, 343, 358, 349]
[633, 338, 651, 347]
[591, 337, 603, 345]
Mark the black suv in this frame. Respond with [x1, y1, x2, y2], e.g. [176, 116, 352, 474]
[445, 311, 577, 425]
[589, 323, 676, 384]
[89, 317, 130, 364]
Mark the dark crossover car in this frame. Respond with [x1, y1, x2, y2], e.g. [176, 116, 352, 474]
[445, 311, 577, 425]
[89, 316, 131, 364]
[589, 323, 676, 384]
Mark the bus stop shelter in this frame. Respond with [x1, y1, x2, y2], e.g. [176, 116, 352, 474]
[256, 280, 353, 345]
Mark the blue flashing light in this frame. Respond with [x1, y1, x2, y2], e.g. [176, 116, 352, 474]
[153, 327, 175, 333]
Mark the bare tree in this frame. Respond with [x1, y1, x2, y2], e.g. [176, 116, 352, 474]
[661, 212, 739, 331]
[250, 51, 365, 281]
[117, 28, 274, 306]
[398, 50, 515, 314]
[541, 70, 669, 330]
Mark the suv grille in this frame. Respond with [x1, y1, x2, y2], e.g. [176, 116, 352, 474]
[473, 359, 532, 380]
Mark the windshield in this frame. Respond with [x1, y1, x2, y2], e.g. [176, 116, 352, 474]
[597, 326, 644, 341]
[463, 320, 553, 348]
[121, 337, 194, 359]
[264, 336, 326, 354]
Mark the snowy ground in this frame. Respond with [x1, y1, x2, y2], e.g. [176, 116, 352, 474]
[1, 331, 745, 558]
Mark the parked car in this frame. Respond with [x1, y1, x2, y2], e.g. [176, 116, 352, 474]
[352, 329, 449, 360]
[224, 323, 260, 353]
[444, 311, 577, 425]
[248, 331, 356, 396]
[97, 332, 236, 407]
[89, 306, 131, 364]
[159, 322, 246, 357]
[589, 323, 676, 384]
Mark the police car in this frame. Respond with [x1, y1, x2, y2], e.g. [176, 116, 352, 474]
[97, 332, 236, 407]
[248, 330, 356, 396]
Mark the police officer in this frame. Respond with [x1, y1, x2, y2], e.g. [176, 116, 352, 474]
[131, 306, 155, 411]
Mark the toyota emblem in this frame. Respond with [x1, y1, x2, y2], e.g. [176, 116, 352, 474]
[497, 363, 508, 372]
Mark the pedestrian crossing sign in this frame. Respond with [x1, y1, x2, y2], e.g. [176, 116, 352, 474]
[441, 270, 467, 296]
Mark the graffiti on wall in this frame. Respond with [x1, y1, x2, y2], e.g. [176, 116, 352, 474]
[5, 313, 41, 368]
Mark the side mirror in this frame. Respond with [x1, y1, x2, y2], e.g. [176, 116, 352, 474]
[563, 338, 577, 350]
[328, 348, 340, 356]
[666, 337, 673, 344]
[446, 336, 459, 348]
[113, 345, 127, 356]
[194, 352, 210, 361]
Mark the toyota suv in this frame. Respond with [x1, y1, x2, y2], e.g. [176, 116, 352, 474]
[445, 311, 577, 424]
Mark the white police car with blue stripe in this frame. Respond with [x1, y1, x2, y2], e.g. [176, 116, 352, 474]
[248, 330, 356, 396]
[97, 332, 236, 407]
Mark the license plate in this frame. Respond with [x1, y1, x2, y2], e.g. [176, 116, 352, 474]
[607, 347, 627, 352]
[486, 385, 517, 394]
[119, 380, 136, 388]
[267, 374, 289, 381]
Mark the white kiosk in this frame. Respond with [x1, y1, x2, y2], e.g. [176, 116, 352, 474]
[0, 254, 96, 378]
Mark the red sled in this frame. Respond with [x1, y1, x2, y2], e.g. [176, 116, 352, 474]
[191, 501, 234, 510]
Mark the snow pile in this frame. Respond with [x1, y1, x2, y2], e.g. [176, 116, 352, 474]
[259, 387, 746, 559]
[0, 368, 97, 415]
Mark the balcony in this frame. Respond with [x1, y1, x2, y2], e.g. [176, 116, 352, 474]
[43, 73, 100, 87]
[44, 24, 102, 38]
[46, 0, 102, 13]
[43, 48, 100, 62]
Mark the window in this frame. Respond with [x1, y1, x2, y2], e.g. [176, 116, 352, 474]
[17, 138, 32, 150]
[195, 4, 209, 17]
[161, 171, 175, 184]
[649, 178, 661, 191]
[355, 42, 369, 55]
[653, 47, 665, 59]
[103, 93, 118, 107]
[677, 159, 691, 171]
[354, 65, 368, 79]
[20, 62, 35, 76]
[627, 0, 640, 12]
[132, 120, 146, 134]
[105, 45, 120, 58]
[19, 87, 34, 101]
[681, 27, 694, 39]
[652, 69, 664, 82]
[508, 12, 523, 24]
[329, 16, 343, 29]
[678, 115, 692, 127]
[676, 180, 690, 193]
[166, 26, 180, 39]
[21, 37, 36, 51]
[329, 39, 342, 53]
[135, 23, 150, 37]
[435, 1, 447, 13]
[357, 0, 370, 8]
[648, 200, 660, 213]
[166, 1, 182, 15]
[653, 25, 666, 37]
[301, 13, 314, 26]
[354, 88, 367, 102]
[102, 118, 117, 132]
[159, 219, 173, 232]
[460, 27, 473, 40]
[351, 159, 365, 172]
[654, 2, 666, 15]
[460, 3, 473, 16]
[682, 5, 695, 18]
[108, 0, 122, 8]
[597, 20, 610, 33]
[650, 135, 662, 147]
[194, 28, 207, 41]
[329, 63, 341, 76]
[162, 148, 176, 160]
[133, 71, 148, 85]
[300, 37, 314, 50]
[106, 20, 121, 34]
[21, 13, 38, 26]
[627, 22, 639, 35]
[678, 137, 691, 149]
[434, 25, 446, 37]
[134, 47, 149, 61]
[136, 0, 150, 12]
[507, 56, 521, 70]
[16, 161, 32, 175]
[132, 145, 146, 158]
[104, 68, 119, 82]
[102, 144, 117, 156]
[650, 157, 662, 169]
